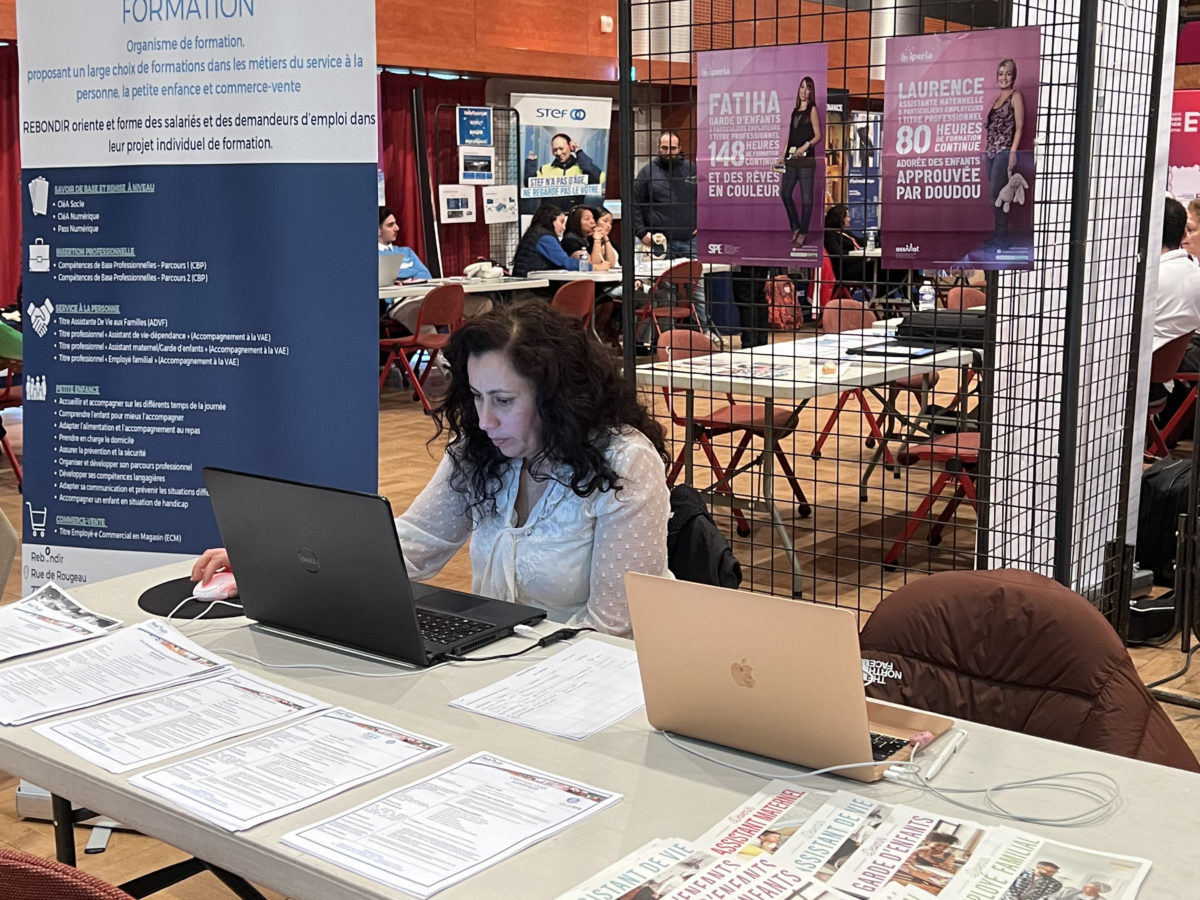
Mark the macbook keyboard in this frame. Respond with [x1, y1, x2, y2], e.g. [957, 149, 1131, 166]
[417, 609, 491, 645]
[869, 733, 910, 761]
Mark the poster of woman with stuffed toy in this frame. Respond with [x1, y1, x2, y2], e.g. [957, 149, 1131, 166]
[881, 27, 1039, 271]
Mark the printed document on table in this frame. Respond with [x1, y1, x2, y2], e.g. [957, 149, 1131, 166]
[281, 751, 622, 898]
[449, 638, 644, 740]
[0, 581, 120, 662]
[0, 620, 230, 726]
[129, 708, 450, 831]
[35, 670, 330, 773]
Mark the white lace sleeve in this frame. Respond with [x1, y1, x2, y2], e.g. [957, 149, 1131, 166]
[393, 452, 473, 581]
[581, 434, 671, 635]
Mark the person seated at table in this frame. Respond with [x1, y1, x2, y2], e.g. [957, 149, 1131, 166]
[510, 203, 588, 279]
[193, 300, 672, 636]
[1149, 197, 1200, 434]
[562, 205, 616, 272]
[590, 206, 623, 342]
[823, 204, 908, 299]
[380, 206, 490, 332]
[378, 206, 431, 281]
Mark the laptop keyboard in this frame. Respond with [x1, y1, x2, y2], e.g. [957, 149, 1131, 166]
[869, 733, 910, 762]
[417, 609, 491, 646]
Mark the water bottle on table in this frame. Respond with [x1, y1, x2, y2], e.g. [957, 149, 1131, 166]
[917, 279, 937, 311]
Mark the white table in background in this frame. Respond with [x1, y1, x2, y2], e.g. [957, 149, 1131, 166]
[380, 276, 549, 323]
[0, 564, 1196, 899]
[635, 335, 972, 594]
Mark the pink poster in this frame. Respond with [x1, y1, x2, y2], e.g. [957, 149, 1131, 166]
[1169, 91, 1200, 202]
[697, 44, 828, 267]
[881, 26, 1040, 270]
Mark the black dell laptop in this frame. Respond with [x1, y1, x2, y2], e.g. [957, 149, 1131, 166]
[203, 467, 546, 666]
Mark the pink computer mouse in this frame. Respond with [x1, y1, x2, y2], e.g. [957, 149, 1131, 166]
[191, 571, 238, 601]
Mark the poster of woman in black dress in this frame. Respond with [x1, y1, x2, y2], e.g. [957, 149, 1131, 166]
[777, 76, 822, 245]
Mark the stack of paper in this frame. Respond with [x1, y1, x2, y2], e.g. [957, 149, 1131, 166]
[0, 581, 120, 663]
[0, 620, 230, 726]
[34, 671, 329, 773]
[129, 708, 450, 831]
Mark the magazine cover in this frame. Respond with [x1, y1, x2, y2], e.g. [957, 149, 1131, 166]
[553, 838, 716, 900]
[659, 856, 857, 900]
[778, 791, 894, 882]
[697, 781, 832, 860]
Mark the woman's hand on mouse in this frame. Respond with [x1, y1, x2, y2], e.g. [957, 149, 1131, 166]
[191, 547, 231, 585]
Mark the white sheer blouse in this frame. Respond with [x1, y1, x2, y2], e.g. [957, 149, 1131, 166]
[393, 429, 672, 636]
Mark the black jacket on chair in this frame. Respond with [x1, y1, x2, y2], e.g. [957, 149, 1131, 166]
[666, 484, 742, 588]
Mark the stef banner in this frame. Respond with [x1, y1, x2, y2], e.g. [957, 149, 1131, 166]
[513, 93, 610, 213]
[698, 44, 828, 267]
[882, 26, 1040, 270]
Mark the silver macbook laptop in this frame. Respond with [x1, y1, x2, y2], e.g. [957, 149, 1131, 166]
[626, 573, 952, 782]
[203, 467, 546, 667]
[378, 253, 416, 287]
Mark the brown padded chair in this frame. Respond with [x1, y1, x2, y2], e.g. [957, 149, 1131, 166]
[859, 569, 1200, 772]
[0, 847, 135, 899]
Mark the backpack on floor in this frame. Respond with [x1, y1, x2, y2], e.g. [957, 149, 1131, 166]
[1136, 457, 1192, 585]
[766, 274, 801, 330]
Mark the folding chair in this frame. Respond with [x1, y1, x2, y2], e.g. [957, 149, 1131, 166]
[810, 299, 893, 467]
[1146, 332, 1194, 459]
[635, 260, 703, 346]
[378, 284, 465, 413]
[549, 279, 595, 331]
[883, 431, 980, 569]
[657, 330, 811, 537]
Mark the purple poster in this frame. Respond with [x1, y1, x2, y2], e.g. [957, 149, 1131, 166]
[882, 27, 1040, 270]
[698, 45, 828, 267]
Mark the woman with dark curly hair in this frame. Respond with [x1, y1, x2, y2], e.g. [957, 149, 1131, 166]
[394, 300, 670, 634]
[196, 301, 672, 636]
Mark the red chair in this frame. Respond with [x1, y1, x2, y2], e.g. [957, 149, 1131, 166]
[0, 357, 23, 490]
[635, 261, 703, 345]
[1146, 332, 1195, 459]
[944, 286, 986, 309]
[1157, 370, 1199, 449]
[0, 846, 135, 899]
[550, 279, 595, 331]
[378, 284, 465, 413]
[814, 255, 854, 309]
[810, 299, 892, 466]
[883, 431, 980, 569]
[657, 330, 811, 536]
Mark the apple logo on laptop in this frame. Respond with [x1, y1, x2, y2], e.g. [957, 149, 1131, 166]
[730, 658, 755, 688]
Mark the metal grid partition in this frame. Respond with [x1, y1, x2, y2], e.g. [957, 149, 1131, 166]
[618, 0, 1167, 621]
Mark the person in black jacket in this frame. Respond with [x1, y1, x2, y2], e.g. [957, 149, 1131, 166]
[632, 131, 710, 330]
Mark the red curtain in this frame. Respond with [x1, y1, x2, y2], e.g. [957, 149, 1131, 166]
[378, 73, 491, 278]
[0, 45, 20, 308]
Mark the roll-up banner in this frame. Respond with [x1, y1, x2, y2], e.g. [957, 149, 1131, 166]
[881, 26, 1040, 270]
[513, 93, 611, 212]
[1169, 91, 1200, 202]
[17, 0, 379, 589]
[697, 44, 828, 267]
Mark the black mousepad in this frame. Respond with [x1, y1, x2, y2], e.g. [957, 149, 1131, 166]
[138, 576, 242, 620]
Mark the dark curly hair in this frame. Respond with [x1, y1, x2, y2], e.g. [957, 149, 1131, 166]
[432, 300, 667, 518]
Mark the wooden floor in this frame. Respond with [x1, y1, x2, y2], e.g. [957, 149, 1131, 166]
[0, 359, 1197, 895]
